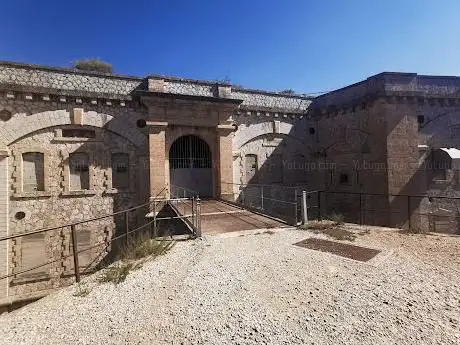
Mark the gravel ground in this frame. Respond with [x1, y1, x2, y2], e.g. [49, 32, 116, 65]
[1, 227, 459, 345]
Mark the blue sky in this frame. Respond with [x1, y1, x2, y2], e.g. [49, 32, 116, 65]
[1, 0, 459, 94]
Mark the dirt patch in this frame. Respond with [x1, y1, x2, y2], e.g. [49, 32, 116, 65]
[294, 237, 381, 262]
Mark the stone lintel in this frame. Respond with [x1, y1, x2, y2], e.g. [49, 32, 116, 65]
[147, 121, 168, 134]
[216, 124, 235, 134]
[146, 121, 168, 128]
[0, 148, 10, 157]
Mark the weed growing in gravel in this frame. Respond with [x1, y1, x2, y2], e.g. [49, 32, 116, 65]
[73, 282, 91, 297]
[319, 227, 356, 241]
[98, 262, 134, 284]
[357, 229, 371, 236]
[326, 212, 345, 225]
[98, 234, 175, 285]
[298, 213, 356, 241]
[398, 227, 427, 235]
[122, 235, 175, 261]
[255, 230, 276, 235]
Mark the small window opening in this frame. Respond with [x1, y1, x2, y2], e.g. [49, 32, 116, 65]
[22, 152, 45, 192]
[339, 173, 349, 185]
[62, 129, 95, 139]
[112, 153, 130, 189]
[69, 153, 90, 190]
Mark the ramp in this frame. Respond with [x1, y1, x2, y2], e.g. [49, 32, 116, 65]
[174, 199, 288, 235]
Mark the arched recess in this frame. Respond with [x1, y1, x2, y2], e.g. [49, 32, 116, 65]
[0, 110, 147, 149]
[236, 132, 310, 186]
[233, 121, 294, 149]
[169, 135, 213, 197]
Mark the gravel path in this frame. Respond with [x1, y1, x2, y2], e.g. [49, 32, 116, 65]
[1, 227, 459, 345]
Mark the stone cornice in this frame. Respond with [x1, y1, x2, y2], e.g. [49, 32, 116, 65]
[138, 91, 243, 106]
[0, 89, 142, 109]
[0, 61, 143, 81]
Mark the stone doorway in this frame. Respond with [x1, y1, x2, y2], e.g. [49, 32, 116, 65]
[169, 135, 212, 197]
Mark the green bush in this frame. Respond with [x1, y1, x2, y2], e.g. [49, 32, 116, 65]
[73, 58, 113, 73]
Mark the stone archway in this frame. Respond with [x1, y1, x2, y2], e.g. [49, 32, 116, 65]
[169, 135, 213, 197]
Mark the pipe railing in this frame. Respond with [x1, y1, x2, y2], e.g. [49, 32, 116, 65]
[220, 182, 317, 225]
[0, 199, 156, 282]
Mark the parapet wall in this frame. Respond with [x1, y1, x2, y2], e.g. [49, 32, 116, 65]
[0, 62, 312, 113]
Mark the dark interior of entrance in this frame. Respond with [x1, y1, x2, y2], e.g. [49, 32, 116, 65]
[169, 135, 213, 197]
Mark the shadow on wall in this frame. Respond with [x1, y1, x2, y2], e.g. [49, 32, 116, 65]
[233, 99, 460, 234]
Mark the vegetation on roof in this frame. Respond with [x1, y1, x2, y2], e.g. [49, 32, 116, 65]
[73, 58, 113, 74]
[279, 89, 296, 95]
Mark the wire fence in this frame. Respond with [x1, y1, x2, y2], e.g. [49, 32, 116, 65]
[221, 183, 460, 234]
[221, 182, 313, 225]
[309, 191, 460, 234]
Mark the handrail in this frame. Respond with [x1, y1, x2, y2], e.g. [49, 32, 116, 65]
[170, 184, 200, 198]
[0, 218, 155, 281]
[0, 184, 202, 288]
[221, 182, 312, 190]
[0, 200, 154, 242]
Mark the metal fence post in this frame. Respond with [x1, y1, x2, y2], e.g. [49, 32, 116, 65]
[317, 191, 322, 221]
[191, 196, 195, 229]
[196, 198, 202, 237]
[407, 195, 411, 229]
[260, 185, 264, 210]
[125, 211, 129, 244]
[294, 189, 298, 225]
[301, 191, 308, 224]
[153, 201, 157, 237]
[70, 225, 80, 283]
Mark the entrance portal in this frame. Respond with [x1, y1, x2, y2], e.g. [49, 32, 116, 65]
[169, 135, 212, 197]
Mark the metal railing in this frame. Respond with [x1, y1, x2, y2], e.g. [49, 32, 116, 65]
[170, 184, 200, 199]
[151, 197, 201, 238]
[0, 185, 203, 289]
[307, 190, 460, 233]
[0, 200, 156, 284]
[221, 182, 314, 225]
[149, 185, 202, 237]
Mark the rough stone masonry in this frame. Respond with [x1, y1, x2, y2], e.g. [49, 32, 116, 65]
[0, 61, 459, 306]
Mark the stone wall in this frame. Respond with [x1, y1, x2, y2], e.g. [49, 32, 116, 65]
[0, 63, 142, 98]
[0, 93, 148, 305]
[311, 73, 460, 232]
[0, 62, 312, 112]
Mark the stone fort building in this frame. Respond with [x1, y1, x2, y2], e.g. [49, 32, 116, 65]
[0, 61, 459, 306]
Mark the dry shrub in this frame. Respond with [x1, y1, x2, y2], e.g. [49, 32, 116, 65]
[98, 234, 175, 285]
[98, 262, 133, 285]
[73, 58, 113, 73]
[298, 213, 356, 241]
[122, 235, 175, 261]
[73, 282, 91, 297]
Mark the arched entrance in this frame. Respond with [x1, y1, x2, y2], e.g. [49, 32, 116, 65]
[169, 135, 213, 197]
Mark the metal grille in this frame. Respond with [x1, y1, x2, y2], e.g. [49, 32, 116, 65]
[170, 135, 211, 169]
